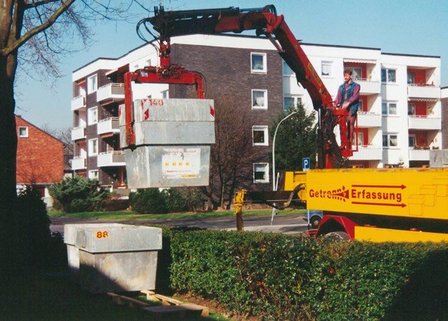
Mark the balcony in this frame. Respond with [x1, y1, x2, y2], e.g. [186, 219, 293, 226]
[351, 145, 383, 161]
[97, 83, 125, 104]
[71, 95, 86, 111]
[71, 156, 87, 170]
[407, 84, 440, 100]
[408, 115, 441, 130]
[97, 117, 119, 136]
[357, 112, 381, 128]
[71, 126, 86, 141]
[97, 151, 125, 167]
[409, 147, 430, 161]
[357, 79, 380, 95]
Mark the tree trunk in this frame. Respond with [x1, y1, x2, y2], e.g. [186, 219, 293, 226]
[0, 54, 18, 216]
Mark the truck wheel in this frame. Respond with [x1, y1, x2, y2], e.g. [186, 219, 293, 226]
[324, 231, 350, 240]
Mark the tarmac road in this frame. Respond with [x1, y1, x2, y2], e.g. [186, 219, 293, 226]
[50, 212, 310, 236]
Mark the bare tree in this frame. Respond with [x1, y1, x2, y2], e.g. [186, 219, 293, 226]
[204, 93, 265, 210]
[0, 1, 147, 215]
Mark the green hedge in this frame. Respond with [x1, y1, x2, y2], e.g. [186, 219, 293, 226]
[166, 230, 448, 321]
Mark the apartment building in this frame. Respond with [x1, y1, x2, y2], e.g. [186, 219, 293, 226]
[442, 87, 448, 149]
[16, 115, 64, 204]
[70, 34, 443, 190]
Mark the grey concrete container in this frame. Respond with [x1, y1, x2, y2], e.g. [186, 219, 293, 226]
[64, 223, 162, 293]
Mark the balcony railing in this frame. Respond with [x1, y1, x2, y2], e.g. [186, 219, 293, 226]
[71, 126, 86, 141]
[351, 145, 383, 161]
[71, 95, 86, 111]
[408, 115, 441, 130]
[71, 156, 87, 170]
[97, 83, 125, 103]
[357, 79, 381, 95]
[409, 147, 430, 161]
[97, 151, 125, 167]
[357, 112, 381, 128]
[407, 83, 440, 100]
[97, 117, 119, 135]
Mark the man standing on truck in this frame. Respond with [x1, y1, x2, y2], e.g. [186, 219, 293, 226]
[335, 69, 360, 147]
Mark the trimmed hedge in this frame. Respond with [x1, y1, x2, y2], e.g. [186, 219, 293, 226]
[166, 230, 448, 321]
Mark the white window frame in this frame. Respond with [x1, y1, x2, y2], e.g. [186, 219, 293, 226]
[321, 61, 333, 77]
[283, 95, 302, 111]
[382, 101, 398, 116]
[88, 106, 98, 125]
[161, 89, 169, 99]
[253, 163, 269, 183]
[87, 74, 98, 93]
[18, 126, 29, 138]
[88, 138, 98, 156]
[88, 170, 99, 180]
[383, 133, 398, 148]
[252, 125, 269, 146]
[252, 89, 268, 110]
[250, 52, 267, 73]
[381, 68, 396, 83]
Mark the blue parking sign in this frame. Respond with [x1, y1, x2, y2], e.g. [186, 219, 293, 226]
[302, 157, 310, 171]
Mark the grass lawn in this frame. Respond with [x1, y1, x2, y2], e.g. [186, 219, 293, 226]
[0, 274, 231, 321]
[48, 208, 304, 221]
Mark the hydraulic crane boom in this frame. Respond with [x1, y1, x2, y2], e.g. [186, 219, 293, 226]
[129, 4, 353, 168]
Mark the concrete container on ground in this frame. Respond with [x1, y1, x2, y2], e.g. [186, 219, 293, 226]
[64, 223, 162, 293]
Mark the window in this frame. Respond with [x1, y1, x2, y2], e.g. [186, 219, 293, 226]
[88, 138, 98, 156]
[87, 74, 98, 93]
[18, 126, 28, 138]
[253, 163, 269, 183]
[88, 106, 98, 125]
[381, 68, 396, 83]
[282, 61, 294, 76]
[252, 89, 268, 109]
[408, 134, 416, 148]
[407, 72, 416, 84]
[251, 52, 267, 73]
[356, 131, 364, 146]
[351, 67, 362, 80]
[382, 102, 397, 115]
[88, 170, 99, 180]
[161, 90, 169, 99]
[283, 95, 302, 111]
[382, 134, 398, 148]
[252, 126, 269, 146]
[321, 61, 332, 77]
[408, 103, 416, 115]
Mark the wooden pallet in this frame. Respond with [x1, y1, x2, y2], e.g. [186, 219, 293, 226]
[108, 290, 209, 319]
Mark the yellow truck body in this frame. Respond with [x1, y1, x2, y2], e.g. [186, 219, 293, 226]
[284, 168, 448, 242]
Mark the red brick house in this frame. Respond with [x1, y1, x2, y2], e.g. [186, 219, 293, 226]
[16, 115, 64, 203]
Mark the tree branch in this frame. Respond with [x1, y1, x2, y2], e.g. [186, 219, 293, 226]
[2, 0, 75, 56]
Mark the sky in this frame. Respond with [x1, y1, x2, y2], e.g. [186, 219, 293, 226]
[14, 0, 448, 131]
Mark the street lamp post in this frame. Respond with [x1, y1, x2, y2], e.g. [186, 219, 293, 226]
[272, 111, 298, 191]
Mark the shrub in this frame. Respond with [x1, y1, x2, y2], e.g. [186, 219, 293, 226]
[129, 188, 169, 214]
[0, 187, 62, 274]
[166, 187, 206, 212]
[49, 176, 109, 213]
[165, 229, 448, 321]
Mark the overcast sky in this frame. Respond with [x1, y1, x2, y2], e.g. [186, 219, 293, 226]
[14, 0, 448, 131]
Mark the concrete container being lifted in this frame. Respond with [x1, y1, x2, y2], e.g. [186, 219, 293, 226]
[64, 223, 162, 293]
[119, 98, 215, 188]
